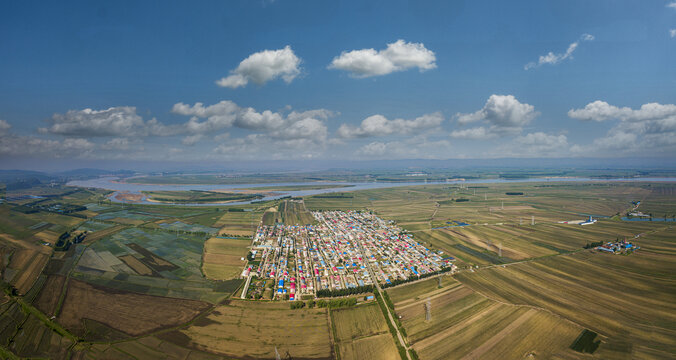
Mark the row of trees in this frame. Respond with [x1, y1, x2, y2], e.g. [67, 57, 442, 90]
[289, 297, 358, 310]
[583, 241, 604, 249]
[381, 266, 453, 289]
[315, 285, 374, 298]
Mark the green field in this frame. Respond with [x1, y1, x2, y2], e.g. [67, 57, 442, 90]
[142, 190, 263, 203]
[72, 227, 238, 302]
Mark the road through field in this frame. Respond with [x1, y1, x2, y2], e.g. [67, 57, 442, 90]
[358, 240, 411, 360]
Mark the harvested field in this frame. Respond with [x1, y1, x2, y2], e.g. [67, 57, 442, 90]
[119, 254, 155, 276]
[214, 210, 260, 237]
[339, 333, 398, 360]
[81, 224, 128, 243]
[8, 249, 49, 295]
[331, 303, 399, 360]
[57, 279, 210, 339]
[174, 300, 333, 359]
[202, 237, 249, 280]
[454, 237, 676, 358]
[34, 275, 66, 316]
[388, 277, 585, 359]
[332, 303, 388, 342]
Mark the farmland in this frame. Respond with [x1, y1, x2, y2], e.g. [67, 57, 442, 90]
[0, 179, 673, 359]
[57, 279, 210, 339]
[386, 277, 585, 359]
[262, 199, 315, 226]
[170, 300, 334, 359]
[202, 236, 250, 280]
[142, 190, 263, 204]
[331, 303, 399, 360]
[454, 228, 676, 359]
[72, 227, 238, 302]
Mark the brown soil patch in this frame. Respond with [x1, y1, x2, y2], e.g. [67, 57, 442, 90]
[34, 275, 66, 316]
[57, 279, 210, 338]
[113, 192, 144, 203]
[118, 255, 154, 276]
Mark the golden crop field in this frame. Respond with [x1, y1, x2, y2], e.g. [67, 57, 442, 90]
[454, 225, 676, 359]
[201, 237, 250, 280]
[331, 303, 399, 360]
[214, 210, 261, 236]
[173, 300, 334, 359]
[387, 278, 586, 359]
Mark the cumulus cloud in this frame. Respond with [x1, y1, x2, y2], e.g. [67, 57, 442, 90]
[43, 107, 179, 137]
[181, 134, 204, 146]
[216, 46, 301, 88]
[101, 137, 131, 150]
[174, 100, 334, 146]
[525, 34, 594, 70]
[515, 132, 568, 151]
[355, 136, 452, 159]
[270, 117, 327, 141]
[569, 100, 676, 154]
[328, 40, 436, 78]
[212, 133, 326, 160]
[0, 133, 95, 158]
[0, 120, 11, 134]
[449, 127, 496, 140]
[45, 107, 143, 136]
[568, 101, 676, 122]
[668, 2, 676, 9]
[337, 112, 443, 138]
[670, 29, 676, 38]
[173, 101, 285, 132]
[452, 95, 538, 139]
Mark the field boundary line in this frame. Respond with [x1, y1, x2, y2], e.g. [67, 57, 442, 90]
[454, 273, 609, 342]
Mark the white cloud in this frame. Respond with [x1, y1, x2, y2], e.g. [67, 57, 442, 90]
[212, 133, 326, 160]
[568, 101, 676, 122]
[173, 100, 285, 132]
[0, 133, 95, 158]
[328, 40, 436, 78]
[102, 137, 131, 150]
[450, 126, 496, 140]
[0, 120, 11, 134]
[515, 132, 568, 151]
[525, 34, 594, 70]
[174, 100, 333, 144]
[668, 2, 676, 9]
[46, 107, 144, 137]
[355, 136, 452, 159]
[181, 134, 204, 146]
[216, 46, 301, 88]
[357, 142, 387, 156]
[337, 112, 443, 138]
[453, 95, 538, 138]
[569, 100, 676, 155]
[670, 29, 676, 38]
[44, 107, 179, 137]
[270, 117, 327, 141]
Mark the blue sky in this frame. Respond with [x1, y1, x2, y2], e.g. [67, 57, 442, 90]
[1, 0, 675, 168]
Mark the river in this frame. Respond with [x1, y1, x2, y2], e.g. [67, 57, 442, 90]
[66, 176, 676, 207]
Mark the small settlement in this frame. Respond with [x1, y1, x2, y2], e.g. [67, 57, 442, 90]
[596, 239, 639, 254]
[243, 210, 455, 300]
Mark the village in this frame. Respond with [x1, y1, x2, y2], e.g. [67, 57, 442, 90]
[242, 210, 456, 300]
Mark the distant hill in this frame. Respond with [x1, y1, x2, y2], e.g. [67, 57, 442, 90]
[0, 168, 135, 189]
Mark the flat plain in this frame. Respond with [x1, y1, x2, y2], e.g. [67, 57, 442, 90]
[0, 180, 673, 359]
